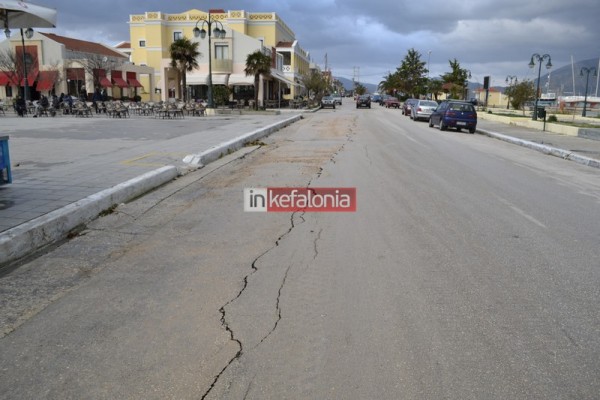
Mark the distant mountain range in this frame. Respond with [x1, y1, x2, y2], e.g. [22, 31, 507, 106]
[336, 58, 600, 97]
[334, 76, 378, 94]
[468, 58, 600, 97]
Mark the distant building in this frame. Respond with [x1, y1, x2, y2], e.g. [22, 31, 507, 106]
[0, 32, 155, 102]
[128, 9, 310, 104]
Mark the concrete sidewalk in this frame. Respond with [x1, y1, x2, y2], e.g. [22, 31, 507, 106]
[0, 112, 302, 267]
[477, 118, 600, 169]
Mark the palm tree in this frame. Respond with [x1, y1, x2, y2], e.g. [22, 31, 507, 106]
[169, 38, 200, 102]
[245, 50, 272, 110]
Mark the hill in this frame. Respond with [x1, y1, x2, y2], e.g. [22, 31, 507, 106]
[334, 76, 378, 94]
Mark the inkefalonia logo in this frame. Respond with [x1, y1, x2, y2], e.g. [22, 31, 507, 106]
[244, 187, 356, 212]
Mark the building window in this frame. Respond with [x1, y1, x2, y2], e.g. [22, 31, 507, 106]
[139, 40, 146, 47]
[6, 85, 13, 97]
[214, 44, 229, 59]
[173, 32, 183, 41]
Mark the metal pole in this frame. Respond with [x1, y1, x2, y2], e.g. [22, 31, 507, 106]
[583, 70, 590, 117]
[533, 60, 542, 120]
[20, 28, 29, 102]
[207, 13, 214, 108]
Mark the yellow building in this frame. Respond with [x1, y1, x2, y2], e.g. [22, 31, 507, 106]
[128, 9, 310, 105]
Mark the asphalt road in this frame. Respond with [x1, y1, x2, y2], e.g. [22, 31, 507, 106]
[1, 104, 599, 399]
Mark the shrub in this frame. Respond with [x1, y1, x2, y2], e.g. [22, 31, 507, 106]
[547, 115, 558, 122]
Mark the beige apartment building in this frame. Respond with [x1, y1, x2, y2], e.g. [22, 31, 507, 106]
[128, 9, 311, 105]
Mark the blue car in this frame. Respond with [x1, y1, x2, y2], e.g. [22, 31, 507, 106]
[429, 100, 477, 133]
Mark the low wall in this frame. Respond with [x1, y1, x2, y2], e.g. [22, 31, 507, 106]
[478, 112, 599, 138]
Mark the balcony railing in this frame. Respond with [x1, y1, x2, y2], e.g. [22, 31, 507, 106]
[282, 65, 298, 74]
[212, 58, 233, 74]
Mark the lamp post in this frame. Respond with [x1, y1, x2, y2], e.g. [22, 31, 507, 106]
[463, 69, 471, 100]
[4, 27, 34, 101]
[193, 11, 226, 109]
[505, 75, 517, 109]
[427, 50, 431, 99]
[580, 67, 597, 117]
[528, 53, 552, 120]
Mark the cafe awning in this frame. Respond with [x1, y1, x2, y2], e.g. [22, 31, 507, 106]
[0, 72, 10, 85]
[228, 74, 254, 86]
[35, 70, 57, 91]
[21, 70, 38, 86]
[128, 78, 143, 87]
[112, 77, 128, 88]
[186, 73, 229, 85]
[99, 77, 112, 88]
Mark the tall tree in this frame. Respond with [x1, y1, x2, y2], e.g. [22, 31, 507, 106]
[441, 59, 469, 99]
[506, 80, 536, 112]
[245, 50, 272, 110]
[395, 48, 428, 98]
[301, 69, 327, 105]
[169, 37, 200, 102]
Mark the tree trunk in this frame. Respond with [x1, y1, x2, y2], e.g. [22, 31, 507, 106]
[254, 75, 260, 110]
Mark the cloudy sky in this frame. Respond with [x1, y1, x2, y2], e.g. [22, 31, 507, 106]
[15, 0, 600, 87]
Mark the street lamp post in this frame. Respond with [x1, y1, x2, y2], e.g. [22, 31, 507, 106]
[505, 75, 517, 109]
[427, 50, 431, 99]
[193, 11, 226, 109]
[580, 67, 598, 117]
[4, 27, 34, 101]
[463, 69, 472, 100]
[528, 53, 552, 120]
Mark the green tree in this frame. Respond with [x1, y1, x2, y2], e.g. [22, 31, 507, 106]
[395, 48, 428, 98]
[169, 38, 200, 102]
[213, 85, 231, 107]
[245, 50, 272, 110]
[301, 70, 327, 105]
[441, 59, 469, 99]
[354, 83, 367, 95]
[379, 72, 401, 96]
[427, 79, 444, 101]
[506, 80, 536, 112]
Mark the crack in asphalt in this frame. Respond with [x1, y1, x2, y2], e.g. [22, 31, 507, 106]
[203, 121, 356, 397]
[200, 211, 303, 399]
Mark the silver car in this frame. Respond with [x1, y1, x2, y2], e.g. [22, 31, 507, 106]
[411, 100, 438, 121]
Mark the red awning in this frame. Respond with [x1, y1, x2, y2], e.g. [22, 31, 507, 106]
[99, 77, 112, 88]
[0, 72, 9, 85]
[21, 70, 39, 86]
[36, 71, 58, 91]
[112, 77, 128, 88]
[128, 78, 143, 88]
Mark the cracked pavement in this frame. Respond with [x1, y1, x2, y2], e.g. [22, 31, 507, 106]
[2, 106, 600, 399]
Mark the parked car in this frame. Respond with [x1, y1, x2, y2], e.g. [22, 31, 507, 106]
[402, 99, 417, 116]
[384, 97, 401, 109]
[321, 95, 336, 109]
[428, 100, 477, 133]
[356, 95, 371, 108]
[332, 94, 343, 105]
[411, 100, 438, 121]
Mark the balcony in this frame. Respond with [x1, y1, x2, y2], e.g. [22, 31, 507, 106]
[282, 65, 298, 74]
[211, 58, 233, 74]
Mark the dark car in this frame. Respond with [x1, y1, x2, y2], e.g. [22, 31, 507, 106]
[428, 100, 477, 133]
[402, 98, 417, 117]
[356, 95, 371, 108]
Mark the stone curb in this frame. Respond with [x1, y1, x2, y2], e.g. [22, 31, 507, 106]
[182, 114, 303, 166]
[0, 166, 178, 268]
[1, 114, 304, 269]
[477, 128, 600, 169]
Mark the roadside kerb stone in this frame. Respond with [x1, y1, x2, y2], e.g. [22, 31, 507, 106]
[183, 114, 303, 166]
[0, 166, 177, 268]
[477, 128, 600, 169]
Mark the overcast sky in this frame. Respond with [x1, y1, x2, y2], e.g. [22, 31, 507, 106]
[15, 0, 600, 87]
